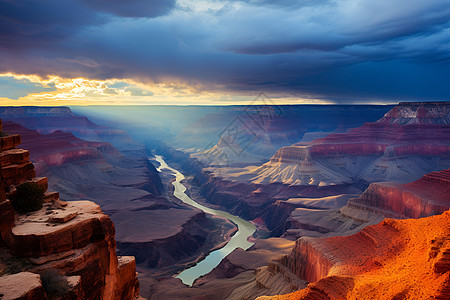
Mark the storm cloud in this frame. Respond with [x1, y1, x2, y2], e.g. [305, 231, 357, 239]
[0, 0, 449, 102]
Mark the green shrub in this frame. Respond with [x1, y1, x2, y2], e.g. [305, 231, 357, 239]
[0, 131, 8, 137]
[41, 269, 70, 299]
[11, 182, 45, 213]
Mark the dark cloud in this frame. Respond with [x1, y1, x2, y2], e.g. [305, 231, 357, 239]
[83, 0, 176, 18]
[0, 0, 449, 102]
[0, 0, 102, 51]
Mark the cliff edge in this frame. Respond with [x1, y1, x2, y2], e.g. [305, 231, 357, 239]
[0, 118, 140, 299]
[259, 210, 450, 300]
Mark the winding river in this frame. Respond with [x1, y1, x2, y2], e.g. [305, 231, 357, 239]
[154, 155, 256, 286]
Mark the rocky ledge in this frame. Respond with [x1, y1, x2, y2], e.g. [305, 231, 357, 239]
[0, 118, 140, 299]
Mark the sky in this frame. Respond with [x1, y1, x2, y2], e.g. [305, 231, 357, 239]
[0, 0, 449, 105]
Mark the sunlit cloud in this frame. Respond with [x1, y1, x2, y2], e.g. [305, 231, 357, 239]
[0, 73, 333, 106]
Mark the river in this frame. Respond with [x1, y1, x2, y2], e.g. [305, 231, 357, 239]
[154, 155, 256, 286]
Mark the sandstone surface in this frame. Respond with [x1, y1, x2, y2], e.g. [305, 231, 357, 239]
[259, 210, 450, 300]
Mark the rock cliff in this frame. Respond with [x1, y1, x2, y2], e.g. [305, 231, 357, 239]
[214, 102, 450, 187]
[0, 119, 140, 299]
[0, 106, 142, 152]
[1, 121, 113, 173]
[258, 210, 450, 300]
[341, 169, 450, 221]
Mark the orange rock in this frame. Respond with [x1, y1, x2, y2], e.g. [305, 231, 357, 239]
[7, 201, 113, 257]
[1, 162, 35, 187]
[260, 210, 450, 300]
[116, 256, 139, 299]
[0, 148, 30, 167]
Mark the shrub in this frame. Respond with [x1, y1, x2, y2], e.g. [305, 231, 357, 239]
[0, 131, 8, 137]
[11, 181, 45, 213]
[41, 269, 70, 299]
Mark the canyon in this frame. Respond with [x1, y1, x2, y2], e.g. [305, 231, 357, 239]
[143, 102, 450, 299]
[143, 168, 450, 300]
[178, 102, 450, 236]
[0, 107, 234, 298]
[1, 102, 449, 299]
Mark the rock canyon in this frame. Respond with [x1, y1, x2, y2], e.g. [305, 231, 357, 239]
[0, 102, 449, 299]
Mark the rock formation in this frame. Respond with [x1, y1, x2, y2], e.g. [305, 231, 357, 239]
[1, 121, 113, 173]
[186, 105, 393, 167]
[280, 167, 450, 241]
[253, 167, 450, 299]
[214, 102, 450, 187]
[0, 119, 140, 299]
[0, 106, 142, 152]
[341, 169, 450, 222]
[258, 210, 450, 300]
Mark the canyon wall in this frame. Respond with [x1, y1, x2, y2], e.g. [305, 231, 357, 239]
[0, 106, 143, 152]
[259, 210, 450, 300]
[211, 102, 449, 188]
[257, 167, 450, 299]
[341, 169, 450, 222]
[0, 119, 140, 299]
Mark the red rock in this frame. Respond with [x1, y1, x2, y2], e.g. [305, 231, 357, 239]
[341, 169, 450, 220]
[232, 102, 450, 188]
[48, 212, 78, 223]
[6, 201, 112, 257]
[43, 191, 59, 203]
[0, 272, 46, 300]
[116, 256, 139, 299]
[0, 119, 141, 299]
[0, 149, 30, 167]
[1, 161, 35, 186]
[262, 210, 450, 300]
[0, 134, 21, 151]
[1, 121, 106, 168]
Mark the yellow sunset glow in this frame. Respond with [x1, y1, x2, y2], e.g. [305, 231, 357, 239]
[0, 73, 331, 106]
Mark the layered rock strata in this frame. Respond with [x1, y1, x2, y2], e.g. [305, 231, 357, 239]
[210, 102, 450, 187]
[341, 169, 450, 222]
[259, 210, 450, 300]
[0, 119, 139, 299]
[175, 102, 450, 237]
[0, 106, 142, 152]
